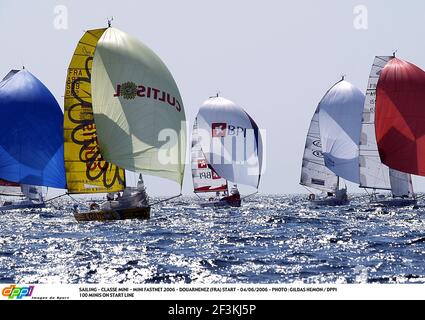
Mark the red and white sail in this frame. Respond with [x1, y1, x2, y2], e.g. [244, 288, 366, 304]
[359, 56, 413, 196]
[0, 179, 23, 196]
[191, 118, 227, 193]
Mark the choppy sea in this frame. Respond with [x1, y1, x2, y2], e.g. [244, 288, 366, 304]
[1, 195, 425, 284]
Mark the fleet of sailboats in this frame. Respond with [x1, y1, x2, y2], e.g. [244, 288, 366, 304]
[0, 22, 423, 216]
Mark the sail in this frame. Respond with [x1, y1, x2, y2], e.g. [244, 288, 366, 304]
[318, 80, 364, 184]
[0, 70, 65, 188]
[192, 118, 228, 193]
[359, 56, 413, 193]
[91, 27, 186, 186]
[196, 96, 262, 189]
[376, 58, 425, 176]
[300, 106, 338, 193]
[0, 179, 23, 196]
[389, 170, 414, 198]
[21, 185, 43, 202]
[64, 28, 125, 194]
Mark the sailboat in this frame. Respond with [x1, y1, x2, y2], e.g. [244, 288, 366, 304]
[300, 78, 364, 206]
[0, 180, 45, 210]
[358, 55, 416, 207]
[192, 96, 262, 207]
[191, 117, 236, 207]
[65, 25, 186, 221]
[0, 69, 66, 211]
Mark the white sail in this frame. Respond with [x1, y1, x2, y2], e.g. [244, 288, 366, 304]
[196, 96, 262, 189]
[318, 80, 364, 184]
[359, 56, 412, 194]
[91, 27, 186, 186]
[20, 185, 43, 202]
[389, 170, 414, 198]
[191, 118, 228, 193]
[300, 106, 338, 193]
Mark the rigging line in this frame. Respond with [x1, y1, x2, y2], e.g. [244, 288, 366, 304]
[44, 193, 68, 203]
[66, 193, 86, 206]
[241, 191, 258, 200]
[301, 185, 316, 194]
[148, 194, 182, 206]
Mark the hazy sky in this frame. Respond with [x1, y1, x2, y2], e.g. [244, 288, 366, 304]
[1, 0, 425, 196]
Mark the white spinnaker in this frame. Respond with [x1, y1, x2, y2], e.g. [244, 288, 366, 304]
[191, 118, 228, 193]
[300, 106, 338, 193]
[196, 96, 262, 189]
[91, 27, 186, 186]
[359, 56, 413, 194]
[318, 80, 364, 184]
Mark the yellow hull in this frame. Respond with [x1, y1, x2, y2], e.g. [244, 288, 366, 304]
[74, 206, 151, 222]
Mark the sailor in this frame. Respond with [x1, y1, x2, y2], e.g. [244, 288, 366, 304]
[106, 192, 115, 201]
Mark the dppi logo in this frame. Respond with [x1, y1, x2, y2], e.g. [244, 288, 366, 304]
[312, 140, 322, 148]
[113, 82, 181, 112]
[2, 285, 34, 299]
[313, 150, 323, 158]
[212, 123, 247, 138]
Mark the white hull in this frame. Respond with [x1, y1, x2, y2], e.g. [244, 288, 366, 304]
[199, 198, 241, 208]
[309, 198, 349, 207]
[0, 200, 45, 211]
[370, 198, 417, 208]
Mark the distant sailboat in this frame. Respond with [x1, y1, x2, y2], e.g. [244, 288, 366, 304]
[191, 118, 234, 207]
[192, 96, 262, 207]
[0, 69, 65, 211]
[359, 55, 416, 207]
[65, 26, 186, 221]
[301, 78, 364, 206]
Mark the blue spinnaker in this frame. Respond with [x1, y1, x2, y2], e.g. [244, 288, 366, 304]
[0, 70, 66, 188]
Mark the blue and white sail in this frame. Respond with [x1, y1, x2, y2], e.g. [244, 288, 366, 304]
[0, 69, 65, 188]
[318, 80, 364, 184]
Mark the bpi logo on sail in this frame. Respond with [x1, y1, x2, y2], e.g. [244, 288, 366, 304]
[2, 285, 34, 299]
[212, 123, 247, 137]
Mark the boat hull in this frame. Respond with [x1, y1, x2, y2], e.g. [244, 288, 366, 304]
[309, 198, 350, 207]
[0, 201, 45, 211]
[370, 198, 417, 208]
[199, 199, 242, 208]
[74, 206, 151, 222]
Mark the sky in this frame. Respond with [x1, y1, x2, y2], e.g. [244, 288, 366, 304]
[1, 0, 425, 196]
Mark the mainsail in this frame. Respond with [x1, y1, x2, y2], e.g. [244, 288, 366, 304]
[196, 96, 262, 189]
[318, 80, 364, 184]
[91, 27, 186, 186]
[64, 28, 125, 194]
[300, 106, 338, 193]
[359, 56, 413, 194]
[376, 58, 425, 176]
[192, 118, 228, 193]
[0, 69, 65, 188]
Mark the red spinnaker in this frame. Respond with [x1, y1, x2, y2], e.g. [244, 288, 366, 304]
[376, 58, 425, 176]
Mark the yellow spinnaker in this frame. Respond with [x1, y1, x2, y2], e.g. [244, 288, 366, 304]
[64, 28, 125, 194]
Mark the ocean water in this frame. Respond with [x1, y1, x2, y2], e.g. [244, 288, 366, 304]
[1, 195, 425, 284]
